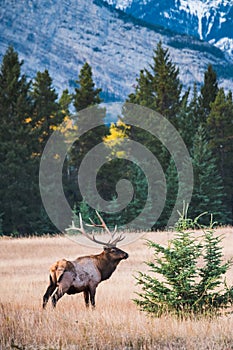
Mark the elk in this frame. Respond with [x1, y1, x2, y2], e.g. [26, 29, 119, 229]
[42, 212, 128, 309]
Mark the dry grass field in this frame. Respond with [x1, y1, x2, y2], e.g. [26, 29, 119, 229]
[1, 227, 233, 350]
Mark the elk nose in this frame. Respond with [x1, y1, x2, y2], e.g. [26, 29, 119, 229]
[124, 252, 129, 259]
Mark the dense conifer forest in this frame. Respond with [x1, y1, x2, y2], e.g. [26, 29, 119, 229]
[0, 44, 232, 235]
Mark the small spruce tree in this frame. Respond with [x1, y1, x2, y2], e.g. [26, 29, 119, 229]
[134, 216, 233, 318]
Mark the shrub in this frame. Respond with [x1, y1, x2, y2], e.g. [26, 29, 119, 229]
[134, 216, 233, 318]
[173, 202, 219, 232]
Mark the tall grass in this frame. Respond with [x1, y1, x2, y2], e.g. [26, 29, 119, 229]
[0, 228, 233, 349]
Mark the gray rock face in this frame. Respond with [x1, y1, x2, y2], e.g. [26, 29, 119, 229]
[1, 0, 233, 99]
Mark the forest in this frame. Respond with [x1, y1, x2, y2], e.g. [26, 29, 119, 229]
[0, 42, 233, 235]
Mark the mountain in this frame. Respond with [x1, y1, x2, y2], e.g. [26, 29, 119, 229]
[103, 0, 233, 59]
[1, 0, 233, 101]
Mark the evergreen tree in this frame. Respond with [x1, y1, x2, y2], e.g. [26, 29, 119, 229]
[134, 224, 233, 318]
[59, 88, 72, 116]
[152, 41, 182, 122]
[128, 69, 154, 107]
[59, 88, 73, 208]
[99, 161, 155, 230]
[190, 126, 228, 224]
[178, 84, 200, 151]
[68, 62, 106, 208]
[127, 42, 183, 174]
[207, 88, 233, 222]
[198, 64, 219, 123]
[76, 200, 94, 224]
[158, 158, 178, 228]
[73, 62, 102, 112]
[126, 164, 146, 228]
[157, 155, 192, 230]
[30, 69, 67, 233]
[128, 41, 182, 125]
[0, 46, 35, 234]
[31, 69, 64, 154]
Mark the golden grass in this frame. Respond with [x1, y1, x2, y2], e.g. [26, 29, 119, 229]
[0, 228, 233, 349]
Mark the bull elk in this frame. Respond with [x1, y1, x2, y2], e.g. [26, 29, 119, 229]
[42, 212, 128, 309]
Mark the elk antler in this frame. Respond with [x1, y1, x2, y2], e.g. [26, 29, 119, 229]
[65, 211, 125, 247]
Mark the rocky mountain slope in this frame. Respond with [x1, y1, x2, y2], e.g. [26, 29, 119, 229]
[104, 0, 233, 59]
[0, 0, 233, 100]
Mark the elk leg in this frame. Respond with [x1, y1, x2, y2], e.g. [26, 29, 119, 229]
[51, 271, 74, 308]
[89, 286, 96, 308]
[43, 277, 57, 309]
[51, 288, 64, 308]
[83, 290, 90, 307]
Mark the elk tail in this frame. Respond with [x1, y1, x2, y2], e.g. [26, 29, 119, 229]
[49, 259, 74, 285]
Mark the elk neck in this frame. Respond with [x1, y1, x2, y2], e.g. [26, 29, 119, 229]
[94, 251, 120, 281]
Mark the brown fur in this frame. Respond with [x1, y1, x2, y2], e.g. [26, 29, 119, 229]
[91, 249, 124, 280]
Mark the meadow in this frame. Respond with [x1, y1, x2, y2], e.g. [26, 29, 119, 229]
[1, 227, 233, 350]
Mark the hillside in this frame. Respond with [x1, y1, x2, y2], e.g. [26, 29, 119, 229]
[103, 0, 233, 59]
[1, 0, 233, 100]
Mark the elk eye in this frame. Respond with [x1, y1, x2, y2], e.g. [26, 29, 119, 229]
[110, 248, 116, 253]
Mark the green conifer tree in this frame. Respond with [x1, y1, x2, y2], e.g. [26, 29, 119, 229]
[30, 69, 68, 233]
[190, 126, 228, 224]
[59, 88, 73, 209]
[152, 41, 182, 122]
[207, 88, 233, 222]
[158, 158, 178, 228]
[178, 84, 200, 151]
[31, 69, 63, 154]
[73, 62, 102, 112]
[128, 41, 182, 125]
[69, 62, 107, 209]
[128, 69, 154, 107]
[0, 46, 36, 234]
[134, 223, 233, 318]
[198, 64, 219, 123]
[59, 88, 72, 116]
[127, 42, 182, 174]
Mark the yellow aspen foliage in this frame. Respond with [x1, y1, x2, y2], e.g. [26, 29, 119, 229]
[24, 117, 32, 124]
[103, 119, 131, 158]
[54, 115, 77, 133]
[103, 119, 130, 146]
